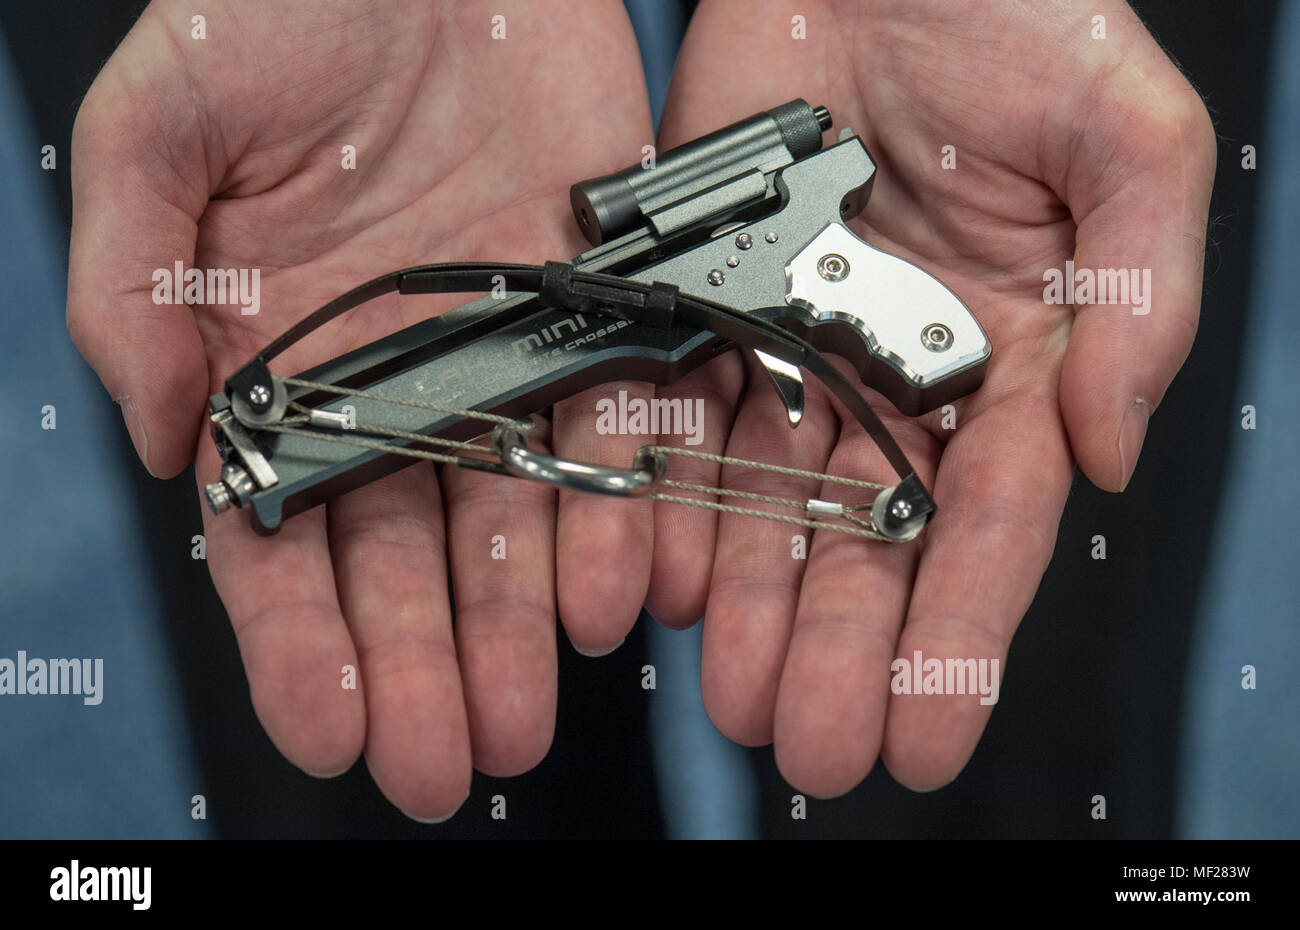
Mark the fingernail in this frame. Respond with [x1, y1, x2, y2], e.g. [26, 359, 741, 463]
[569, 635, 624, 658]
[401, 794, 468, 824]
[401, 809, 457, 825]
[116, 395, 154, 476]
[303, 767, 350, 779]
[894, 776, 956, 795]
[1118, 398, 1151, 491]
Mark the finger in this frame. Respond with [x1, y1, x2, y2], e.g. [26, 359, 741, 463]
[199, 444, 365, 777]
[327, 464, 471, 822]
[442, 431, 559, 777]
[881, 388, 1072, 790]
[552, 382, 655, 654]
[772, 416, 934, 798]
[645, 354, 746, 628]
[649, 0, 779, 632]
[67, 43, 212, 477]
[1058, 69, 1216, 491]
[700, 357, 838, 745]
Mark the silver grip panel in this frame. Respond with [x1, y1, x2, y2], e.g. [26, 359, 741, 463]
[784, 222, 990, 395]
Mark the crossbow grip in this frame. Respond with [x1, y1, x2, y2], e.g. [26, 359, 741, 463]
[610, 132, 990, 416]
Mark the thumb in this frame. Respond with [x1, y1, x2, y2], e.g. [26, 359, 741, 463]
[1057, 35, 1216, 492]
[66, 23, 213, 478]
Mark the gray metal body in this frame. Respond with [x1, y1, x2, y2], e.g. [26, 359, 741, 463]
[206, 101, 990, 533]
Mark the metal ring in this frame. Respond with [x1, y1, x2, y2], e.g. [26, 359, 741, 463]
[870, 484, 929, 542]
[231, 376, 289, 427]
[492, 425, 667, 497]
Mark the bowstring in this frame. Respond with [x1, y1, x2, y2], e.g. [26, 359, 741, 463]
[265, 377, 889, 541]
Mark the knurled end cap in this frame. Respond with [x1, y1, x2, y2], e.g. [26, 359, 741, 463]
[204, 481, 233, 515]
[768, 99, 827, 160]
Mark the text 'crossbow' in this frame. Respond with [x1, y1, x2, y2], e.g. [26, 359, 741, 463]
[204, 100, 991, 544]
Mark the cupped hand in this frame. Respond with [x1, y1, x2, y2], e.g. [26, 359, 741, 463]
[644, 0, 1215, 796]
[67, 0, 652, 820]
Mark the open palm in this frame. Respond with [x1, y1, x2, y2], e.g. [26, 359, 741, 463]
[68, 0, 653, 820]
[644, 0, 1215, 796]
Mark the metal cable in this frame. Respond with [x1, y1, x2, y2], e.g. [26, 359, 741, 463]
[264, 397, 891, 539]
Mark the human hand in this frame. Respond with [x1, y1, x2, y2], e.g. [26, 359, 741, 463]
[67, 0, 653, 820]
[642, 0, 1215, 796]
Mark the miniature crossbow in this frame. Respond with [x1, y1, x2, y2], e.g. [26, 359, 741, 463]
[203, 100, 990, 543]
